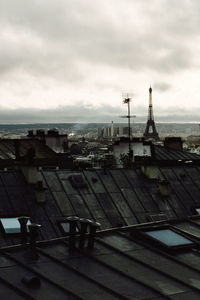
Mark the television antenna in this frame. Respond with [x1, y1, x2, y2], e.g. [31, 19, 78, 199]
[121, 92, 135, 165]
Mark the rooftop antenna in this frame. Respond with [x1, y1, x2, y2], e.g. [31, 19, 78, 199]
[121, 92, 134, 165]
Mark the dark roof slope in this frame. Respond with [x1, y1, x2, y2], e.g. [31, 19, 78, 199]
[0, 139, 57, 160]
[0, 166, 200, 246]
[1, 218, 200, 299]
[154, 145, 200, 162]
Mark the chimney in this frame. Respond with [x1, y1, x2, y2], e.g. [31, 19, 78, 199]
[164, 137, 183, 151]
[79, 218, 92, 249]
[87, 221, 101, 249]
[65, 216, 80, 250]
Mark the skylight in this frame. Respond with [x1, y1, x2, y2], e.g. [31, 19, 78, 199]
[0, 218, 31, 234]
[69, 174, 88, 188]
[145, 228, 193, 247]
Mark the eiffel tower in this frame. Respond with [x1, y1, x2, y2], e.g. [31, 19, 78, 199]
[143, 86, 159, 140]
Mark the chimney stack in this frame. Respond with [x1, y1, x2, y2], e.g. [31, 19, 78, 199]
[79, 218, 92, 249]
[87, 221, 101, 249]
[65, 216, 80, 250]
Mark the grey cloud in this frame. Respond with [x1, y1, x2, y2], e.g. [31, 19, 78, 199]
[0, 104, 121, 123]
[154, 82, 171, 92]
[0, 103, 198, 124]
[0, 0, 198, 81]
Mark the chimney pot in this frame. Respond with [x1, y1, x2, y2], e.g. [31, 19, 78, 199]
[65, 216, 80, 250]
[79, 218, 92, 249]
[87, 221, 101, 249]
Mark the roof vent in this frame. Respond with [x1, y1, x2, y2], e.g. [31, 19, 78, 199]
[69, 174, 88, 188]
[79, 218, 93, 249]
[158, 180, 170, 196]
[141, 165, 159, 179]
[65, 216, 80, 250]
[87, 221, 101, 249]
[27, 224, 41, 260]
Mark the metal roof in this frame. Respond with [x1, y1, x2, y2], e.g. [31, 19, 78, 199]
[154, 145, 200, 162]
[1, 219, 200, 299]
[0, 139, 57, 160]
[0, 165, 200, 246]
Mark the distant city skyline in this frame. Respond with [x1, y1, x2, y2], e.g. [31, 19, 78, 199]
[1, 0, 200, 123]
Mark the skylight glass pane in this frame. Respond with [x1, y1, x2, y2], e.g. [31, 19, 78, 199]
[0, 218, 31, 234]
[145, 229, 193, 247]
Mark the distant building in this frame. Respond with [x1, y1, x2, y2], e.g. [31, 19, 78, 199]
[98, 122, 132, 139]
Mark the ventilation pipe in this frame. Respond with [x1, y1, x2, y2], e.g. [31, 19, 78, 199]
[87, 221, 101, 249]
[65, 216, 80, 250]
[18, 216, 30, 245]
[79, 218, 92, 249]
[27, 224, 41, 260]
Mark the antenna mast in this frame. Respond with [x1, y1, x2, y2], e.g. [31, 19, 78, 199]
[122, 93, 133, 165]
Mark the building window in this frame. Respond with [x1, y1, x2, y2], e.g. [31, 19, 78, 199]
[143, 228, 193, 248]
[0, 218, 31, 234]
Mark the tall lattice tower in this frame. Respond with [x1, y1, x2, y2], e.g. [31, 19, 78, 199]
[143, 86, 159, 140]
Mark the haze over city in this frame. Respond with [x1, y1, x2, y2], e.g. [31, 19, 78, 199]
[1, 0, 200, 123]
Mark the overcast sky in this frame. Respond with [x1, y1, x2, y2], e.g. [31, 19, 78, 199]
[0, 0, 200, 123]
